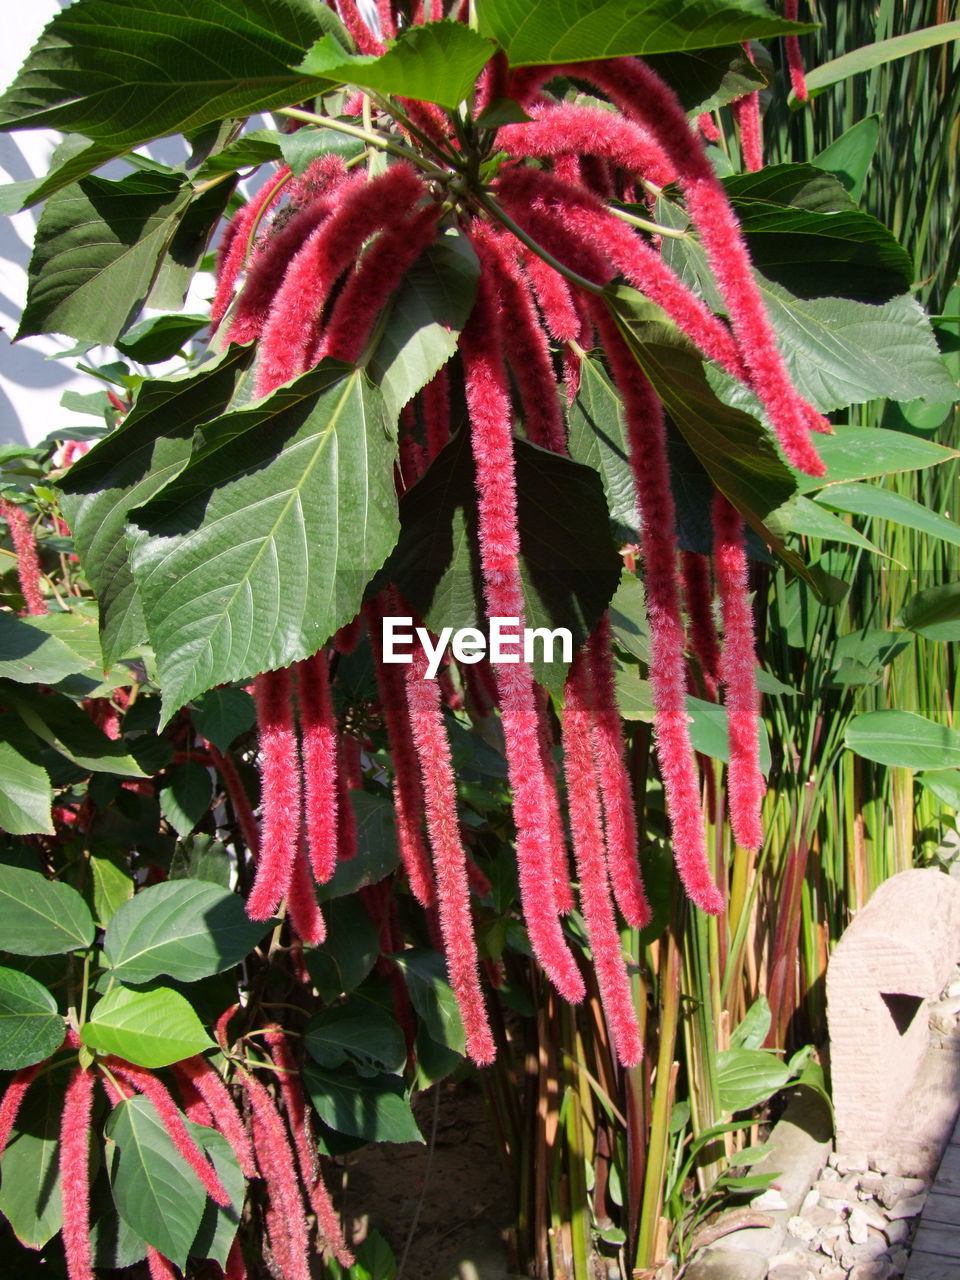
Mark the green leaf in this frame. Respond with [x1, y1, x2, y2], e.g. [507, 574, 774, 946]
[721, 162, 856, 214]
[304, 1063, 424, 1143]
[298, 22, 495, 111]
[799, 22, 960, 100]
[305, 1000, 407, 1075]
[90, 851, 134, 926]
[392, 948, 466, 1055]
[812, 115, 881, 203]
[0, 610, 95, 684]
[0, 967, 63, 1069]
[0, 0, 342, 174]
[606, 288, 796, 546]
[102, 880, 269, 984]
[191, 686, 256, 752]
[687, 696, 771, 773]
[18, 171, 193, 345]
[899, 581, 960, 641]
[127, 361, 398, 722]
[169, 836, 233, 888]
[919, 771, 960, 811]
[117, 313, 209, 364]
[159, 761, 214, 837]
[829, 629, 912, 687]
[476, 0, 811, 64]
[187, 1124, 244, 1267]
[278, 126, 364, 174]
[81, 985, 214, 1067]
[566, 355, 639, 544]
[306, 896, 381, 1002]
[845, 710, 960, 771]
[795, 425, 959, 494]
[382, 428, 622, 693]
[729, 998, 771, 1052]
[0, 742, 54, 837]
[318, 792, 400, 900]
[0, 1065, 68, 1248]
[57, 345, 254, 665]
[0, 864, 94, 954]
[0, 683, 146, 777]
[612, 659, 655, 721]
[815, 482, 960, 549]
[368, 227, 480, 426]
[147, 178, 238, 312]
[644, 44, 766, 116]
[105, 1095, 207, 1271]
[787, 496, 885, 555]
[349, 1230, 398, 1280]
[0, 134, 120, 213]
[716, 1047, 791, 1114]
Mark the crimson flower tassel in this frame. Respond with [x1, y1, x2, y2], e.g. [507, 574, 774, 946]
[561, 654, 643, 1066]
[296, 651, 339, 884]
[335, 0, 385, 53]
[733, 91, 764, 172]
[264, 1029, 353, 1265]
[60, 1065, 95, 1280]
[286, 837, 327, 946]
[681, 551, 721, 699]
[785, 0, 809, 101]
[1, 498, 46, 615]
[712, 493, 764, 851]
[404, 643, 496, 1064]
[366, 597, 435, 905]
[586, 619, 651, 928]
[107, 1060, 230, 1207]
[256, 163, 426, 396]
[205, 740, 261, 860]
[246, 668, 301, 922]
[224, 1238, 248, 1280]
[559, 57, 827, 476]
[461, 268, 585, 1003]
[422, 367, 451, 462]
[146, 1248, 178, 1279]
[241, 1071, 311, 1280]
[211, 168, 291, 332]
[0, 1059, 43, 1158]
[596, 308, 723, 914]
[698, 112, 721, 143]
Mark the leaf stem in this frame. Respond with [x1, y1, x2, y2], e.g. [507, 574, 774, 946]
[610, 204, 689, 240]
[275, 108, 450, 181]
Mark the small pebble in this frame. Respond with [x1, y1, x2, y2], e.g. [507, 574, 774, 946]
[878, 1175, 904, 1208]
[767, 1266, 818, 1280]
[800, 1187, 821, 1214]
[884, 1217, 911, 1247]
[849, 1261, 896, 1280]
[886, 1191, 926, 1218]
[787, 1216, 818, 1244]
[834, 1152, 869, 1175]
[857, 1172, 884, 1198]
[900, 1176, 927, 1196]
[848, 1207, 869, 1244]
[816, 1179, 858, 1202]
[753, 1188, 789, 1210]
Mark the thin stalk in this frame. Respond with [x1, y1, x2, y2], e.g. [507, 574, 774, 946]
[275, 107, 451, 180]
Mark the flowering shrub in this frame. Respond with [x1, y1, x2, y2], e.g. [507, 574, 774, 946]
[0, 0, 955, 1276]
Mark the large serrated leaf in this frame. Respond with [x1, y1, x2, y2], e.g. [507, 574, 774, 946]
[0, 683, 146, 777]
[0, 742, 54, 836]
[304, 1063, 424, 1143]
[298, 21, 495, 111]
[18, 171, 193, 345]
[0, 611, 96, 685]
[566, 354, 640, 544]
[105, 1095, 207, 1271]
[305, 1000, 407, 1075]
[0, 967, 64, 1069]
[0, 1064, 70, 1248]
[81, 985, 214, 1067]
[0, 0, 340, 182]
[475, 0, 811, 64]
[187, 1124, 244, 1267]
[102, 881, 269, 984]
[58, 345, 254, 666]
[0, 864, 94, 954]
[127, 361, 399, 722]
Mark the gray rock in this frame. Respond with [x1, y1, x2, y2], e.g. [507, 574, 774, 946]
[834, 1152, 869, 1175]
[787, 1217, 818, 1244]
[878, 1175, 904, 1208]
[816, 1179, 858, 1202]
[883, 1217, 910, 1247]
[885, 1191, 926, 1219]
[899, 1176, 928, 1196]
[768, 1266, 819, 1280]
[849, 1261, 896, 1280]
[857, 1172, 885, 1198]
[848, 1207, 869, 1244]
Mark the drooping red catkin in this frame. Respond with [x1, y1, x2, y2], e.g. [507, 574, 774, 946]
[286, 839, 327, 945]
[471, 225, 566, 453]
[247, 668, 301, 920]
[784, 0, 809, 101]
[60, 1066, 95, 1280]
[366, 597, 435, 904]
[211, 168, 291, 332]
[585, 618, 651, 928]
[500, 102, 675, 189]
[146, 1248, 178, 1279]
[561, 655, 642, 1066]
[264, 1030, 353, 1265]
[205, 740, 261, 858]
[518, 246, 587, 398]
[595, 308, 723, 914]
[733, 91, 764, 172]
[461, 266, 585, 1003]
[317, 204, 441, 365]
[241, 1071, 310, 1280]
[712, 493, 764, 851]
[107, 1060, 230, 1207]
[404, 644, 496, 1064]
[422, 366, 451, 461]
[557, 57, 827, 475]
[375, 0, 396, 38]
[698, 112, 721, 143]
[224, 1238, 248, 1280]
[226, 161, 355, 348]
[336, 0, 385, 53]
[681, 551, 721, 698]
[296, 651, 339, 883]
[496, 166, 746, 379]
[1, 498, 46, 615]
[256, 163, 426, 396]
[0, 1060, 43, 1159]
[335, 735, 359, 862]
